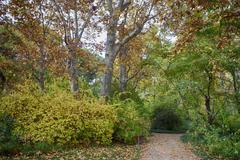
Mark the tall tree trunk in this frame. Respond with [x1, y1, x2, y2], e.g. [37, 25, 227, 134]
[119, 46, 128, 92]
[68, 46, 79, 93]
[119, 63, 128, 92]
[101, 39, 115, 97]
[101, 23, 117, 98]
[67, 5, 80, 94]
[38, 1, 47, 92]
[101, 58, 114, 98]
[101, 0, 150, 98]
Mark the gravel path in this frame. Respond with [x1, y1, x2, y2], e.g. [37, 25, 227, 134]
[141, 133, 201, 160]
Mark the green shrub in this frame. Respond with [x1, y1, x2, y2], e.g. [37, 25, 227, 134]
[0, 112, 20, 155]
[0, 82, 116, 145]
[113, 100, 150, 144]
[0, 112, 15, 142]
[228, 115, 240, 133]
[185, 109, 240, 160]
[186, 127, 240, 159]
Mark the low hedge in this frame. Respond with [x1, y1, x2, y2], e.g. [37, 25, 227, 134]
[0, 84, 116, 145]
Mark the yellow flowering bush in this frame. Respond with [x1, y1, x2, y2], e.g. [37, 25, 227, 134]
[0, 83, 116, 145]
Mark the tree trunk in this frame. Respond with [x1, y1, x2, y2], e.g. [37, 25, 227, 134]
[67, 46, 79, 93]
[0, 71, 6, 92]
[38, 45, 45, 91]
[205, 69, 214, 125]
[119, 63, 128, 92]
[101, 59, 114, 98]
[38, 65, 45, 91]
[119, 47, 128, 92]
[205, 95, 213, 124]
[38, 2, 47, 92]
[232, 70, 240, 111]
[101, 25, 116, 98]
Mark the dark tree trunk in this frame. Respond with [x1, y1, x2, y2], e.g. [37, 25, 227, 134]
[205, 95, 213, 125]
[204, 69, 214, 125]
[0, 71, 6, 91]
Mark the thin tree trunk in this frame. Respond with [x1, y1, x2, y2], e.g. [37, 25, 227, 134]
[205, 70, 214, 125]
[205, 95, 213, 124]
[38, 2, 46, 91]
[0, 71, 6, 92]
[119, 47, 128, 92]
[38, 45, 45, 91]
[119, 63, 128, 92]
[231, 70, 240, 111]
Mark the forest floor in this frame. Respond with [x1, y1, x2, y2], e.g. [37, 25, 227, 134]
[0, 144, 140, 160]
[141, 133, 201, 160]
[1, 133, 203, 160]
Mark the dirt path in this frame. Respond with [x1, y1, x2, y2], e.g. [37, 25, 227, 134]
[141, 133, 201, 160]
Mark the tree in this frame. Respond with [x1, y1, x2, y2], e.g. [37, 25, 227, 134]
[170, 0, 240, 53]
[4, 0, 57, 91]
[101, 0, 162, 98]
[0, 25, 33, 91]
[50, 0, 102, 93]
[116, 31, 153, 92]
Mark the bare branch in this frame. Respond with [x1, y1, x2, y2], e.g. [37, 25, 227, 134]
[114, 0, 158, 56]
[52, 0, 69, 45]
[79, 0, 104, 40]
[106, 0, 113, 15]
[74, 0, 78, 40]
[127, 68, 142, 82]
[120, 0, 131, 11]
[114, 24, 143, 56]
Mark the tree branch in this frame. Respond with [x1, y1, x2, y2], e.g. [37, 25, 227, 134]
[79, 0, 104, 41]
[119, 0, 131, 11]
[106, 0, 113, 15]
[52, 0, 69, 45]
[114, 0, 158, 56]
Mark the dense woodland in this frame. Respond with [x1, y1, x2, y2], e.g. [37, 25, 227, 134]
[0, 0, 240, 159]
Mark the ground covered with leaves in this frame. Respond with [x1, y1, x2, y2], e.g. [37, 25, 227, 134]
[0, 144, 140, 160]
